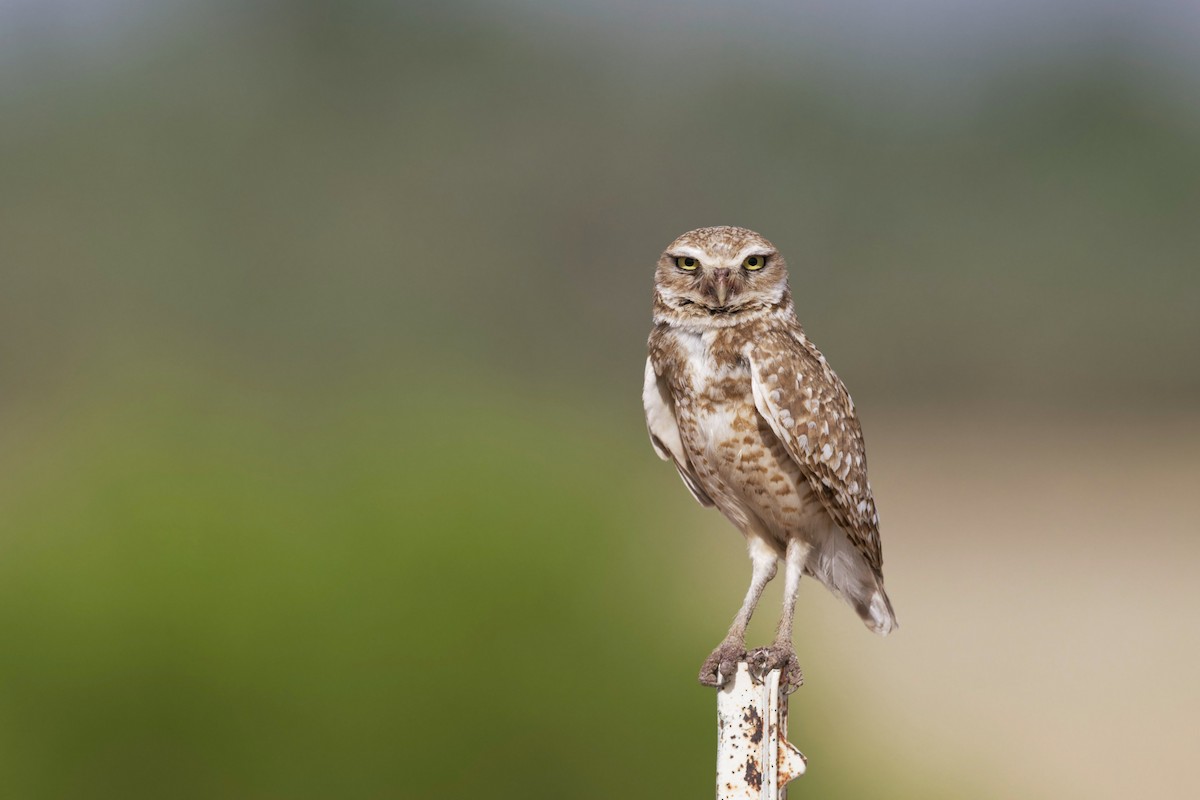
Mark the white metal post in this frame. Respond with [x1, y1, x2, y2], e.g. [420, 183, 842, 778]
[716, 662, 806, 799]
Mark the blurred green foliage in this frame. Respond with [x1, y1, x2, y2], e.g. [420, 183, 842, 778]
[0, 370, 983, 798]
[0, 1, 1196, 797]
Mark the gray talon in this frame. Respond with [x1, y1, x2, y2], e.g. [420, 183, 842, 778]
[747, 644, 804, 692]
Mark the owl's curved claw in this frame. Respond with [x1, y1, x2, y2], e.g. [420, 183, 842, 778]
[699, 640, 746, 688]
[747, 644, 804, 693]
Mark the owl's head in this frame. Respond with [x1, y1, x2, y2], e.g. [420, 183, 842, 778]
[653, 226, 790, 325]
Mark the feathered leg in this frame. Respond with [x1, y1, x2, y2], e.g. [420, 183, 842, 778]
[750, 537, 807, 691]
[699, 538, 777, 687]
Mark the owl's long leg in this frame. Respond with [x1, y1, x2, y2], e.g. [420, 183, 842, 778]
[775, 537, 807, 646]
[750, 537, 807, 691]
[699, 538, 777, 687]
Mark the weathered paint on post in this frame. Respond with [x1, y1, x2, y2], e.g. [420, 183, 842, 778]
[716, 663, 806, 799]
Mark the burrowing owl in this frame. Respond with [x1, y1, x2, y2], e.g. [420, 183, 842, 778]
[643, 226, 896, 690]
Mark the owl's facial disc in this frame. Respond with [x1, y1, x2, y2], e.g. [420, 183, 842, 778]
[654, 227, 786, 322]
[664, 249, 775, 312]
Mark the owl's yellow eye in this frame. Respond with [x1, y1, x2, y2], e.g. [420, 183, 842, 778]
[675, 256, 699, 271]
[743, 255, 766, 271]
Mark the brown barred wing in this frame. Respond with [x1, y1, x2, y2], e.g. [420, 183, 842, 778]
[745, 329, 883, 574]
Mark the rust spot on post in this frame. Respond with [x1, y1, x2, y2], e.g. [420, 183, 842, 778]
[744, 757, 763, 790]
[747, 706, 763, 744]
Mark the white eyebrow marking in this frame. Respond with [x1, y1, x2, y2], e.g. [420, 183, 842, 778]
[731, 245, 775, 263]
[668, 245, 709, 263]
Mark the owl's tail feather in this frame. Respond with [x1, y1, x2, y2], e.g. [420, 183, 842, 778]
[859, 587, 897, 636]
[803, 527, 897, 636]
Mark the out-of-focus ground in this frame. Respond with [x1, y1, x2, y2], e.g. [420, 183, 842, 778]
[780, 410, 1200, 800]
[1, 2, 1198, 798]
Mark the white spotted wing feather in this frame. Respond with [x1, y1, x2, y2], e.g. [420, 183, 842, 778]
[747, 327, 896, 632]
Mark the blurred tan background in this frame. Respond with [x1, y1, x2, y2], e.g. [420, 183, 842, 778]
[1, 1, 1198, 798]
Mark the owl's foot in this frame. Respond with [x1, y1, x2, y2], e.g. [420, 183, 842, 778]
[698, 639, 746, 688]
[747, 644, 804, 692]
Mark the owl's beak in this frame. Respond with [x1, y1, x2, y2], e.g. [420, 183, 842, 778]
[713, 268, 731, 307]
